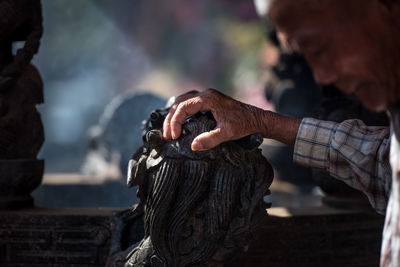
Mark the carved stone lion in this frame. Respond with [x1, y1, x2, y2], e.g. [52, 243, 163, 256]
[116, 109, 273, 267]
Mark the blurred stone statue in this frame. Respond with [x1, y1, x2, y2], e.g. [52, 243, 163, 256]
[0, 0, 45, 209]
[81, 93, 166, 181]
[108, 109, 273, 267]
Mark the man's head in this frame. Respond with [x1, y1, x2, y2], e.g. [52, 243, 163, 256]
[268, 0, 400, 111]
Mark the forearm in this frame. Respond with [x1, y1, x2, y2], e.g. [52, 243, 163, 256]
[257, 109, 301, 146]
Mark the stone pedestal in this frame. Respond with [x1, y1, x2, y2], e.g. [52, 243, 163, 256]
[0, 208, 120, 266]
[0, 205, 384, 267]
[0, 159, 44, 209]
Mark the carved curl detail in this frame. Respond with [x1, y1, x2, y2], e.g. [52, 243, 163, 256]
[125, 109, 273, 267]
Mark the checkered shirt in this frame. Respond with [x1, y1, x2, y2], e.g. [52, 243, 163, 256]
[293, 118, 400, 266]
[293, 118, 392, 214]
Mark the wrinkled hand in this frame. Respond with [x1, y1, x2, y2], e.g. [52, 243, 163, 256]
[163, 88, 267, 151]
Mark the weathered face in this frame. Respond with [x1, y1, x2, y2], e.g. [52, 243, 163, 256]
[269, 0, 400, 111]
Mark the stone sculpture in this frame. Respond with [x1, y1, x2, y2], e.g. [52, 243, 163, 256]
[82, 93, 166, 180]
[111, 108, 274, 266]
[0, 0, 44, 209]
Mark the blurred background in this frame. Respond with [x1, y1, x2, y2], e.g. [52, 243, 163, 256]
[35, 0, 269, 173]
[32, 0, 384, 210]
[33, 0, 276, 207]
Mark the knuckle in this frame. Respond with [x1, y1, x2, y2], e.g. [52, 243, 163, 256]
[176, 102, 187, 112]
[195, 98, 204, 106]
[186, 97, 204, 107]
[167, 106, 177, 117]
[204, 88, 217, 97]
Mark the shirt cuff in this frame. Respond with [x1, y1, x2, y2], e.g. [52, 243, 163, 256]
[293, 118, 338, 170]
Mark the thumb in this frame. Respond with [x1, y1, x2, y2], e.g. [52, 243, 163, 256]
[191, 128, 227, 151]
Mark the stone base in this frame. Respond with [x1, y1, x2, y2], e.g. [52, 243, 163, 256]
[0, 207, 122, 267]
[0, 206, 384, 267]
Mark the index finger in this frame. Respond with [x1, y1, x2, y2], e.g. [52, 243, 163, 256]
[163, 90, 200, 140]
[163, 104, 177, 140]
[170, 97, 207, 139]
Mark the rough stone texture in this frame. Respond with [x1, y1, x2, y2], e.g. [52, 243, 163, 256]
[0, 206, 384, 267]
[113, 109, 274, 267]
[0, 208, 119, 267]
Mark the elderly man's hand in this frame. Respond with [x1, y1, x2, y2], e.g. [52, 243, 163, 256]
[163, 89, 269, 151]
[163, 89, 302, 151]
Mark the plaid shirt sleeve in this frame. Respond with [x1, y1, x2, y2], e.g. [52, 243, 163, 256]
[293, 118, 392, 214]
